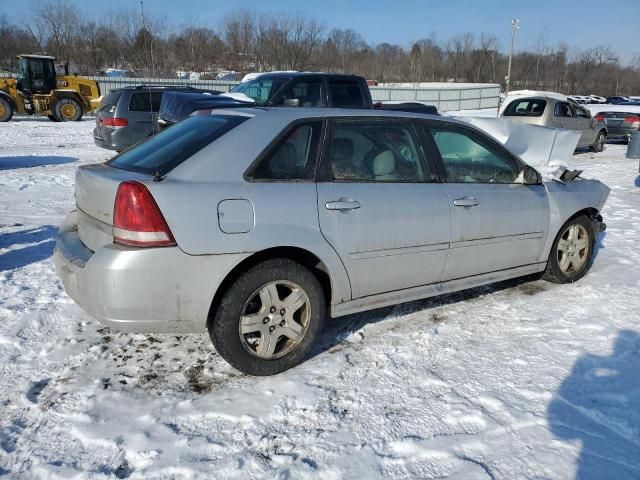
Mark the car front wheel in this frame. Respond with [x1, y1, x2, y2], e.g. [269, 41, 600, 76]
[209, 258, 325, 375]
[543, 215, 595, 283]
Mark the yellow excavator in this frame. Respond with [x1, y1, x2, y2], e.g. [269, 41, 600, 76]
[0, 54, 101, 122]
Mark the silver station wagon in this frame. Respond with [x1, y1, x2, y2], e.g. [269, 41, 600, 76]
[55, 108, 609, 375]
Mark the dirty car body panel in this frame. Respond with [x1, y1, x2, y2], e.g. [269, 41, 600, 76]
[55, 108, 609, 333]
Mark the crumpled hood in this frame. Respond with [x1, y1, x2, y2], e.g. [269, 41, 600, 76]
[454, 117, 580, 175]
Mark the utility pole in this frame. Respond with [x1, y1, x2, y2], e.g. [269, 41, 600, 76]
[505, 18, 520, 95]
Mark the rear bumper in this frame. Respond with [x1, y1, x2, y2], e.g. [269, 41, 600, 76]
[54, 211, 250, 333]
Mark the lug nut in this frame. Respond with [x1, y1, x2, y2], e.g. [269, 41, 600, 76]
[280, 308, 286, 315]
[280, 320, 285, 327]
[270, 307, 276, 313]
[263, 317, 269, 324]
[269, 325, 276, 333]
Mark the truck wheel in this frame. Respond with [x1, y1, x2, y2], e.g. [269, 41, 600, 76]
[0, 97, 14, 122]
[209, 258, 325, 375]
[54, 98, 83, 122]
[543, 215, 595, 284]
[47, 114, 61, 122]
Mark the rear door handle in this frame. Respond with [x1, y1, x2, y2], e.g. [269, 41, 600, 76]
[453, 196, 479, 207]
[325, 198, 361, 211]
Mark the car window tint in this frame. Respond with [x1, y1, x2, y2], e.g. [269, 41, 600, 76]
[328, 81, 365, 108]
[108, 115, 248, 176]
[230, 77, 289, 104]
[575, 107, 590, 118]
[129, 92, 162, 112]
[249, 122, 322, 181]
[99, 91, 121, 112]
[430, 126, 521, 184]
[503, 99, 546, 117]
[329, 120, 427, 182]
[554, 102, 573, 118]
[278, 81, 323, 107]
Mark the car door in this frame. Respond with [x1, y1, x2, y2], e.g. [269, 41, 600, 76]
[551, 101, 580, 135]
[316, 117, 451, 299]
[127, 91, 162, 140]
[423, 122, 550, 281]
[574, 105, 597, 146]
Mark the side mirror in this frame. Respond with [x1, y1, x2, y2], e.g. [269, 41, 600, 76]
[282, 98, 302, 107]
[522, 165, 542, 185]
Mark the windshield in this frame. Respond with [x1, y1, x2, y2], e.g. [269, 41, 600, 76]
[230, 77, 290, 104]
[108, 115, 248, 176]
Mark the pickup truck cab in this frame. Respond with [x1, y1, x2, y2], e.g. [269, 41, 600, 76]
[228, 72, 373, 108]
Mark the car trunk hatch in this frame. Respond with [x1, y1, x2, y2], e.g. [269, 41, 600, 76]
[75, 163, 149, 251]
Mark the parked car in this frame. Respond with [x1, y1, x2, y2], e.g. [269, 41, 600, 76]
[594, 111, 640, 142]
[500, 92, 608, 152]
[55, 108, 609, 375]
[606, 96, 632, 105]
[93, 86, 221, 152]
[156, 91, 250, 129]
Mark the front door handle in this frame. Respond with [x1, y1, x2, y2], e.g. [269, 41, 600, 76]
[453, 196, 479, 207]
[325, 198, 361, 211]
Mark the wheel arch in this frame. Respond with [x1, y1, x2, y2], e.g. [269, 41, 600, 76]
[207, 246, 334, 330]
[0, 91, 16, 109]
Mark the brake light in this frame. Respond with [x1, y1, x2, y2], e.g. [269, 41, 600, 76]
[594, 114, 605, 122]
[624, 115, 640, 128]
[103, 117, 128, 128]
[113, 181, 176, 247]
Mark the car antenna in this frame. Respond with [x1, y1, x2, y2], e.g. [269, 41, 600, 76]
[140, 0, 161, 182]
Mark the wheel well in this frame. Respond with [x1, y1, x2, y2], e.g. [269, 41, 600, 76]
[568, 207, 599, 222]
[0, 92, 15, 109]
[207, 247, 332, 329]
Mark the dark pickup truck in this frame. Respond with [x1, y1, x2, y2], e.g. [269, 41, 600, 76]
[157, 72, 438, 129]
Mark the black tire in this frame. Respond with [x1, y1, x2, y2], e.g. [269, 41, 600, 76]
[47, 114, 61, 122]
[0, 97, 14, 122]
[209, 259, 325, 376]
[543, 215, 596, 284]
[591, 130, 606, 152]
[54, 98, 83, 122]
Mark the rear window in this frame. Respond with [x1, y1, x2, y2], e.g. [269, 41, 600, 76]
[503, 99, 547, 117]
[129, 91, 162, 112]
[107, 115, 248, 176]
[329, 81, 366, 108]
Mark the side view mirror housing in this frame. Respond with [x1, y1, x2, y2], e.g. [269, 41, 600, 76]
[282, 98, 302, 107]
[522, 165, 542, 185]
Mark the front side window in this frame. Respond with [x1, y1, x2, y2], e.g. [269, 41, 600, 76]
[503, 99, 547, 117]
[328, 81, 366, 108]
[277, 81, 324, 107]
[554, 102, 574, 118]
[430, 126, 521, 184]
[328, 120, 427, 182]
[248, 121, 322, 181]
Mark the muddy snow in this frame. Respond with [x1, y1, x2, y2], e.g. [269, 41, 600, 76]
[1, 118, 639, 479]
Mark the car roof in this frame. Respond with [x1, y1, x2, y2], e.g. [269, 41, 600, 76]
[18, 54, 56, 60]
[250, 71, 364, 80]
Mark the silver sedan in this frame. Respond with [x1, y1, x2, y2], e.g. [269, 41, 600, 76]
[55, 108, 610, 375]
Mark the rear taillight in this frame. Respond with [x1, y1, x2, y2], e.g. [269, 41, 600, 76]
[103, 117, 128, 128]
[113, 181, 176, 247]
[594, 113, 605, 122]
[624, 115, 640, 128]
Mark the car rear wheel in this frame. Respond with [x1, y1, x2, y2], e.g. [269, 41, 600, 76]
[54, 98, 83, 122]
[0, 97, 14, 122]
[591, 130, 606, 152]
[209, 258, 325, 375]
[543, 215, 595, 284]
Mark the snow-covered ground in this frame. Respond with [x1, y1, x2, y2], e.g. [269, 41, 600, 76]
[1, 117, 639, 480]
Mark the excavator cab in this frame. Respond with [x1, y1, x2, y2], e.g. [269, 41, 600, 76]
[16, 55, 57, 95]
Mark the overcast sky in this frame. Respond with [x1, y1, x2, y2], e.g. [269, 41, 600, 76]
[6, 0, 639, 64]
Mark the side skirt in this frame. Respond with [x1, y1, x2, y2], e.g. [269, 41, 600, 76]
[331, 262, 547, 318]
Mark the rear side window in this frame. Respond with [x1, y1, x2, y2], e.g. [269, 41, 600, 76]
[329, 81, 365, 108]
[129, 92, 162, 112]
[108, 115, 248, 176]
[554, 102, 574, 118]
[247, 121, 322, 181]
[99, 91, 122, 112]
[503, 99, 546, 117]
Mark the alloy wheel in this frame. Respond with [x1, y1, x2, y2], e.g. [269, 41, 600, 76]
[557, 223, 589, 274]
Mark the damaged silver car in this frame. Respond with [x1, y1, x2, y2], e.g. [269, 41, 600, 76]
[54, 108, 609, 375]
